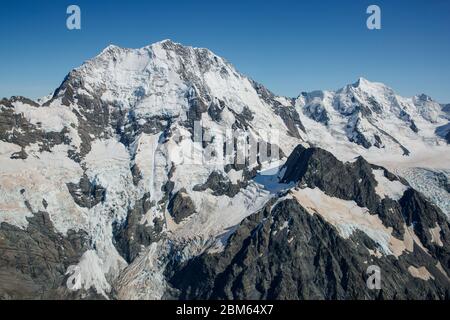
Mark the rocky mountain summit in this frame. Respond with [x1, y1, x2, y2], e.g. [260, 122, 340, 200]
[0, 40, 449, 299]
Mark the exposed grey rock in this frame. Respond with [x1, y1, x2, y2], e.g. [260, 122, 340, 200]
[0, 101, 71, 152]
[167, 188, 196, 224]
[367, 96, 383, 114]
[280, 145, 429, 239]
[130, 164, 143, 186]
[302, 97, 330, 125]
[113, 193, 162, 263]
[400, 189, 450, 257]
[0, 211, 95, 300]
[281, 146, 380, 209]
[282, 144, 450, 246]
[193, 171, 245, 197]
[272, 103, 304, 139]
[410, 120, 419, 133]
[207, 99, 225, 123]
[252, 80, 305, 137]
[230, 106, 254, 130]
[66, 174, 106, 209]
[8, 96, 40, 108]
[169, 198, 450, 299]
[122, 115, 172, 147]
[348, 118, 373, 148]
[10, 148, 28, 160]
[435, 122, 450, 144]
[442, 104, 450, 114]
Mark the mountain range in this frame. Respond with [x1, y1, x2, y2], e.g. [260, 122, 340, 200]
[0, 40, 449, 299]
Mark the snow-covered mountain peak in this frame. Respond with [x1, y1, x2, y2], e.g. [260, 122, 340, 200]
[414, 93, 433, 102]
[54, 40, 250, 113]
[76, 39, 229, 84]
[353, 76, 375, 88]
[295, 76, 449, 159]
[46, 40, 305, 158]
[343, 77, 395, 100]
[100, 43, 122, 54]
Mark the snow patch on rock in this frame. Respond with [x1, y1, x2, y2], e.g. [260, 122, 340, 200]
[66, 250, 111, 298]
[372, 169, 408, 200]
[291, 187, 424, 257]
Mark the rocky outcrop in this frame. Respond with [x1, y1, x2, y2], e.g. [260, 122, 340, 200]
[399, 189, 450, 266]
[113, 194, 163, 263]
[252, 80, 305, 137]
[280, 145, 411, 237]
[167, 146, 450, 300]
[169, 197, 450, 299]
[207, 99, 226, 123]
[229, 106, 254, 131]
[281, 145, 381, 210]
[193, 171, 245, 197]
[67, 174, 106, 209]
[0, 101, 71, 154]
[167, 188, 196, 224]
[0, 212, 94, 299]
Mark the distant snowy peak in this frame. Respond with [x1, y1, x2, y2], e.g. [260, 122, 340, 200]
[350, 77, 392, 94]
[411, 93, 443, 123]
[296, 77, 448, 155]
[298, 77, 444, 122]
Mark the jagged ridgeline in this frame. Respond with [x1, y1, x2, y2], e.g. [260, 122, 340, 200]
[169, 146, 450, 299]
[0, 40, 449, 299]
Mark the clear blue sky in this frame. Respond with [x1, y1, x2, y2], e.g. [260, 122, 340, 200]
[1, 0, 449, 102]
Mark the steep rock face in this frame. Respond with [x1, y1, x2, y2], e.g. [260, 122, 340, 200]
[112, 193, 163, 263]
[167, 188, 196, 224]
[281, 146, 380, 207]
[0, 212, 96, 299]
[436, 123, 450, 144]
[0, 98, 72, 159]
[399, 189, 450, 265]
[66, 174, 106, 209]
[170, 198, 450, 300]
[193, 170, 245, 197]
[280, 145, 408, 237]
[169, 147, 450, 300]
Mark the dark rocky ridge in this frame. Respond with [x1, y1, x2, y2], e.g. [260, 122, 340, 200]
[167, 145, 450, 299]
[280, 145, 450, 246]
[167, 188, 196, 224]
[0, 211, 99, 299]
[281, 145, 407, 237]
[113, 193, 164, 263]
[0, 100, 72, 159]
[66, 174, 106, 209]
[252, 80, 305, 138]
[169, 197, 450, 299]
[193, 171, 246, 198]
